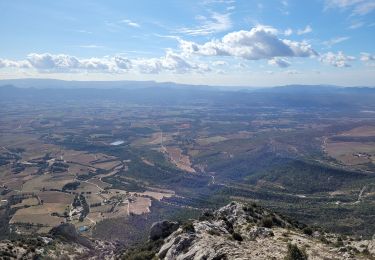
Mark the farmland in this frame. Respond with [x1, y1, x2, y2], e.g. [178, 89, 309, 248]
[1, 85, 375, 244]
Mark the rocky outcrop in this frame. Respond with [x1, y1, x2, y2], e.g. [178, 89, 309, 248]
[150, 220, 179, 241]
[156, 202, 375, 260]
[49, 223, 93, 249]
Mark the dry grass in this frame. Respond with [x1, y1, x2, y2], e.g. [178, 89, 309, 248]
[165, 146, 195, 173]
[339, 126, 375, 137]
[22, 174, 74, 192]
[128, 197, 151, 215]
[10, 203, 66, 227]
[197, 136, 228, 145]
[326, 141, 375, 165]
[93, 160, 121, 170]
[37, 191, 74, 204]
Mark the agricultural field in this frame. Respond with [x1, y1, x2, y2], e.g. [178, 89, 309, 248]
[325, 126, 375, 170]
[1, 85, 375, 244]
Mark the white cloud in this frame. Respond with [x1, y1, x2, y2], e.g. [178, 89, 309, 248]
[81, 58, 111, 71]
[18, 53, 125, 73]
[178, 25, 317, 60]
[105, 19, 140, 32]
[0, 51, 213, 75]
[280, 0, 290, 15]
[325, 0, 363, 9]
[134, 51, 210, 74]
[323, 36, 350, 47]
[352, 1, 375, 15]
[0, 25, 319, 76]
[119, 19, 140, 28]
[325, 0, 375, 15]
[203, 0, 235, 4]
[360, 52, 375, 61]
[268, 57, 290, 68]
[114, 56, 132, 70]
[27, 53, 80, 71]
[348, 21, 365, 29]
[179, 12, 232, 36]
[0, 59, 30, 69]
[360, 52, 375, 66]
[320, 51, 355, 67]
[78, 45, 104, 49]
[75, 30, 93, 34]
[297, 25, 312, 35]
[284, 28, 293, 36]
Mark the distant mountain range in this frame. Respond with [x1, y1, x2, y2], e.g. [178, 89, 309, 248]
[1, 79, 375, 109]
[0, 78, 373, 91]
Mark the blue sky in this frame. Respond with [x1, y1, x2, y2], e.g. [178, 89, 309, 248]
[0, 0, 374, 86]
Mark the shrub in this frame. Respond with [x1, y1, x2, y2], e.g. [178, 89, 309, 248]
[121, 239, 163, 260]
[199, 211, 214, 221]
[208, 229, 221, 236]
[261, 216, 273, 228]
[182, 221, 195, 233]
[271, 216, 282, 226]
[232, 232, 243, 241]
[303, 227, 313, 236]
[284, 243, 308, 260]
[335, 237, 344, 247]
[362, 248, 370, 256]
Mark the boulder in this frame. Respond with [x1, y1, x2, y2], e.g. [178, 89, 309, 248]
[249, 226, 274, 240]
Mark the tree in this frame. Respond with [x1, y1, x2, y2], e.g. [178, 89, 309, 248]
[284, 243, 308, 260]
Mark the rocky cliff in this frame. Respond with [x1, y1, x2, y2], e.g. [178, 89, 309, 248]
[126, 201, 375, 260]
[1, 202, 375, 259]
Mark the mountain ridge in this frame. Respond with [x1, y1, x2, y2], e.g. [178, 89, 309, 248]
[123, 201, 375, 260]
[0, 78, 374, 91]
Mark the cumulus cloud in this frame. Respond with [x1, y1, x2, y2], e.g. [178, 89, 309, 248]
[0, 52, 210, 75]
[134, 51, 210, 74]
[26, 53, 116, 72]
[320, 51, 355, 67]
[360, 52, 375, 61]
[179, 12, 232, 36]
[0, 25, 319, 75]
[0, 59, 30, 69]
[360, 52, 375, 66]
[27, 53, 80, 71]
[268, 57, 290, 67]
[114, 56, 132, 70]
[178, 25, 317, 60]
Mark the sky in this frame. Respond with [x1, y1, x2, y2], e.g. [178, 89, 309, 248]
[0, 0, 374, 86]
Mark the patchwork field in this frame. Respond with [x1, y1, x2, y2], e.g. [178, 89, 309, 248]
[1, 85, 375, 243]
[325, 126, 375, 168]
[326, 141, 375, 165]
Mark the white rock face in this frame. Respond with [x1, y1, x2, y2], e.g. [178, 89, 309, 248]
[157, 202, 375, 260]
